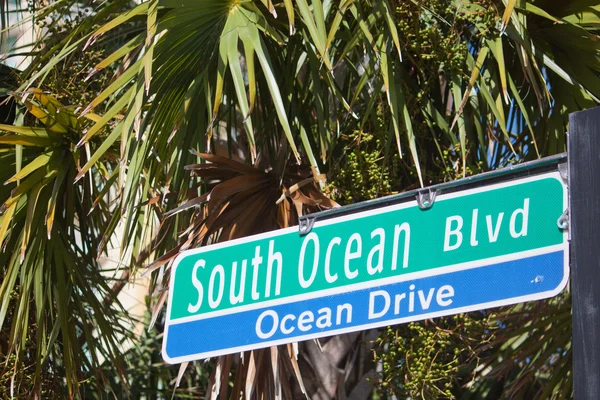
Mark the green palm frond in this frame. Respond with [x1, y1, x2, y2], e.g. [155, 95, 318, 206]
[0, 90, 132, 397]
[0, 0, 599, 397]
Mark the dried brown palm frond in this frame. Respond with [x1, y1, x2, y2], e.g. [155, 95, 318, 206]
[147, 151, 340, 398]
[147, 151, 337, 273]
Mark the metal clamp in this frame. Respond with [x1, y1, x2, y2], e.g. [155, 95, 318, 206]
[298, 216, 316, 235]
[557, 209, 569, 230]
[558, 163, 568, 182]
[416, 189, 437, 210]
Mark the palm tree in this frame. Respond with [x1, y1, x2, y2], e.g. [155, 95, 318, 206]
[0, 0, 598, 397]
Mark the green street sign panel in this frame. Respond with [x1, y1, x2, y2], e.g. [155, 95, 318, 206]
[162, 171, 568, 363]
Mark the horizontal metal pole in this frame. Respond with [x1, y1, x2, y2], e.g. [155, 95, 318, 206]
[299, 153, 567, 229]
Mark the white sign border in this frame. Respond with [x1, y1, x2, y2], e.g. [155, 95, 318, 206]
[162, 171, 569, 364]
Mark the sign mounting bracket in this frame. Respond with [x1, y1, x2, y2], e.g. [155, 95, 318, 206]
[298, 215, 316, 235]
[416, 188, 437, 210]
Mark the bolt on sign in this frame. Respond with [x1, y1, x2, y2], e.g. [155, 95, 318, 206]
[162, 169, 568, 363]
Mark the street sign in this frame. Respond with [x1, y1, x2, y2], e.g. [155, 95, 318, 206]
[162, 170, 568, 364]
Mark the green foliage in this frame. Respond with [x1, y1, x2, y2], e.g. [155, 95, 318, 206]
[395, 0, 497, 86]
[440, 145, 486, 181]
[0, 6, 137, 397]
[100, 311, 212, 398]
[374, 314, 493, 399]
[0, 0, 597, 397]
[468, 293, 573, 399]
[326, 129, 395, 203]
[0, 288, 59, 399]
[0, 90, 131, 397]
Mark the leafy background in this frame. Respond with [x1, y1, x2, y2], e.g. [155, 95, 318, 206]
[0, 0, 596, 398]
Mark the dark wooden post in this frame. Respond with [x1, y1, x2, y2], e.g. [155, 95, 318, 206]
[569, 107, 600, 399]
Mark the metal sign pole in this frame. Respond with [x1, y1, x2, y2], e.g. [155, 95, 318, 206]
[570, 107, 600, 399]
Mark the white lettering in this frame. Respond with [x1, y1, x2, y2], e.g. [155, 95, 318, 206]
[369, 290, 390, 319]
[298, 311, 314, 331]
[299, 232, 320, 288]
[316, 308, 332, 328]
[392, 223, 410, 269]
[256, 310, 278, 339]
[486, 213, 504, 243]
[436, 285, 454, 306]
[336, 303, 352, 325]
[444, 216, 463, 251]
[229, 260, 247, 305]
[417, 288, 435, 310]
[188, 260, 205, 313]
[344, 233, 362, 279]
[324, 237, 341, 283]
[470, 209, 479, 246]
[265, 240, 282, 298]
[251, 246, 263, 300]
[367, 228, 385, 275]
[408, 284, 416, 312]
[280, 314, 295, 335]
[394, 293, 406, 314]
[510, 198, 530, 238]
[208, 265, 225, 309]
